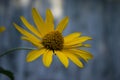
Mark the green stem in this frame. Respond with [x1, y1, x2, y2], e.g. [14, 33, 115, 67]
[0, 47, 36, 58]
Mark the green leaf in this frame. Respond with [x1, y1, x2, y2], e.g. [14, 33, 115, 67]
[0, 67, 14, 80]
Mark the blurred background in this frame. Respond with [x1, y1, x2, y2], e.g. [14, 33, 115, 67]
[0, 0, 120, 80]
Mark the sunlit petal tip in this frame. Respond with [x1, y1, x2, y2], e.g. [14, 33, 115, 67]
[32, 8, 37, 14]
[26, 53, 35, 62]
[26, 55, 34, 62]
[20, 16, 25, 20]
[83, 44, 91, 47]
[26, 57, 37, 62]
[64, 16, 69, 23]
[86, 52, 94, 60]
[76, 61, 84, 68]
[43, 63, 51, 68]
[13, 23, 23, 33]
[56, 16, 69, 33]
[26, 58, 32, 62]
[13, 23, 19, 29]
[46, 9, 54, 18]
[83, 36, 92, 40]
[55, 51, 69, 68]
[32, 8, 41, 17]
[89, 54, 94, 59]
[65, 64, 69, 68]
[80, 65, 84, 68]
[63, 62, 69, 68]
[88, 37, 92, 40]
[43, 51, 53, 68]
[43, 63, 49, 68]
[32, 8, 37, 11]
[64, 16, 69, 21]
[65, 16, 69, 19]
[64, 51, 84, 68]
[46, 8, 51, 12]
[26, 49, 45, 63]
[64, 32, 82, 44]
[13, 22, 16, 26]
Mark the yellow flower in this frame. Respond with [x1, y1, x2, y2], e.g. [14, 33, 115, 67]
[13, 8, 93, 68]
[0, 26, 5, 33]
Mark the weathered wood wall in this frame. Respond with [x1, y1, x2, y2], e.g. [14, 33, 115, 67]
[0, 0, 120, 80]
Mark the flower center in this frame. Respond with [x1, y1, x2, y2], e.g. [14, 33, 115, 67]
[41, 31, 64, 51]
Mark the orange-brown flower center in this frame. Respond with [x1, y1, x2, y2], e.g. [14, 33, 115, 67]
[41, 31, 64, 51]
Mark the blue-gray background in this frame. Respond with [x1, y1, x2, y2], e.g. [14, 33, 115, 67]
[0, 0, 120, 80]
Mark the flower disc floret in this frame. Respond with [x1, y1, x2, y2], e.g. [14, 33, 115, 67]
[41, 31, 64, 51]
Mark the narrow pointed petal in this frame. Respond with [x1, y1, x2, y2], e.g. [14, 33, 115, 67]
[76, 36, 92, 43]
[21, 36, 42, 48]
[68, 49, 93, 62]
[20, 16, 42, 38]
[64, 44, 91, 49]
[32, 8, 48, 36]
[66, 36, 92, 45]
[64, 44, 82, 49]
[74, 49, 93, 59]
[56, 17, 69, 33]
[45, 9, 54, 31]
[83, 44, 91, 47]
[55, 51, 69, 68]
[13, 23, 40, 42]
[64, 51, 84, 68]
[43, 50, 53, 67]
[26, 49, 46, 62]
[64, 32, 81, 43]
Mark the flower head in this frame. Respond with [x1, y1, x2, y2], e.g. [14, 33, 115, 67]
[13, 8, 93, 68]
[0, 26, 5, 33]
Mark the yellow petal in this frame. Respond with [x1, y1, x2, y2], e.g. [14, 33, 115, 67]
[83, 44, 91, 48]
[56, 17, 69, 33]
[13, 23, 40, 43]
[64, 44, 82, 49]
[69, 49, 93, 62]
[64, 44, 91, 49]
[0, 26, 5, 33]
[64, 51, 83, 68]
[32, 8, 48, 36]
[75, 49, 93, 59]
[55, 51, 69, 68]
[20, 16, 42, 38]
[21, 36, 42, 48]
[45, 9, 54, 31]
[66, 36, 92, 45]
[42, 50, 53, 67]
[26, 49, 46, 62]
[64, 32, 81, 43]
